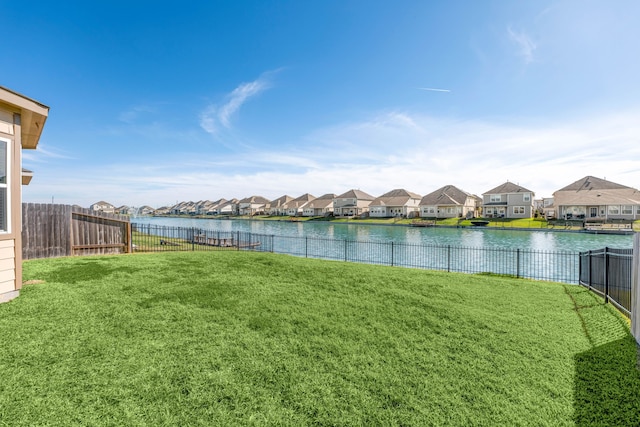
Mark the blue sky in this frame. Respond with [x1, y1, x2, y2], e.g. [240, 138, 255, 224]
[5, 0, 640, 208]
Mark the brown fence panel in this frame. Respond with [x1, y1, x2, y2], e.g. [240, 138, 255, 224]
[22, 203, 131, 260]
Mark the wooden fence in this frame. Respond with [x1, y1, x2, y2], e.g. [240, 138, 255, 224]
[22, 203, 131, 260]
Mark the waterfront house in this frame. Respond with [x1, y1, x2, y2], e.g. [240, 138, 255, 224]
[204, 198, 227, 215]
[218, 198, 239, 215]
[553, 176, 640, 220]
[302, 193, 336, 216]
[369, 189, 422, 218]
[238, 195, 270, 216]
[419, 185, 480, 219]
[0, 86, 49, 303]
[284, 193, 316, 216]
[266, 195, 293, 216]
[482, 182, 535, 219]
[333, 189, 376, 217]
[90, 201, 116, 214]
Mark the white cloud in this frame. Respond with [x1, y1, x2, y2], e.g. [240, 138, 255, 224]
[507, 26, 537, 63]
[23, 109, 640, 208]
[199, 73, 274, 135]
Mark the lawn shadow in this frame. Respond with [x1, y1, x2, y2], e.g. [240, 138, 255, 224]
[568, 285, 640, 425]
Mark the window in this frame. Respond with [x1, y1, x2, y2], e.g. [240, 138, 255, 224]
[490, 195, 501, 203]
[622, 205, 633, 215]
[608, 205, 620, 215]
[0, 138, 8, 232]
[513, 206, 525, 215]
[523, 193, 531, 202]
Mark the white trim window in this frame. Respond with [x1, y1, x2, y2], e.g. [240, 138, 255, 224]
[608, 205, 620, 215]
[0, 137, 9, 232]
[523, 193, 531, 202]
[489, 194, 501, 203]
[621, 205, 633, 215]
[513, 206, 525, 215]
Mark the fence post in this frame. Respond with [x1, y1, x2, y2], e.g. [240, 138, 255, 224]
[271, 235, 275, 253]
[237, 231, 240, 251]
[516, 249, 521, 278]
[587, 250, 592, 290]
[447, 245, 451, 272]
[192, 227, 195, 251]
[391, 242, 394, 266]
[305, 237, 308, 258]
[344, 239, 348, 262]
[604, 247, 610, 304]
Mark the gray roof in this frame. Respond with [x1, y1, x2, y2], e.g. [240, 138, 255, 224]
[370, 189, 421, 207]
[556, 176, 630, 192]
[553, 176, 640, 206]
[420, 185, 476, 206]
[336, 189, 376, 200]
[483, 182, 533, 195]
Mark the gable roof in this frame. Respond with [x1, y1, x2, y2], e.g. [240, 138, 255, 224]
[555, 176, 631, 192]
[420, 185, 476, 206]
[370, 188, 421, 207]
[267, 195, 293, 208]
[553, 176, 640, 206]
[336, 189, 376, 200]
[0, 86, 49, 149]
[483, 182, 533, 195]
[238, 195, 270, 205]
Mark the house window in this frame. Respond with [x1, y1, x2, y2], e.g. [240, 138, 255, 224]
[523, 193, 531, 202]
[513, 206, 525, 215]
[490, 195, 501, 203]
[608, 205, 620, 215]
[0, 138, 8, 232]
[622, 205, 633, 215]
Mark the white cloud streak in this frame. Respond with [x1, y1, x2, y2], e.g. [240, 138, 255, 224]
[419, 87, 451, 92]
[507, 26, 537, 63]
[199, 73, 273, 135]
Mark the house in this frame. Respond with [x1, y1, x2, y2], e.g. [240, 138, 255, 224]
[482, 182, 535, 219]
[283, 193, 316, 216]
[333, 189, 376, 217]
[553, 176, 640, 220]
[265, 195, 293, 216]
[369, 189, 422, 218]
[302, 193, 336, 216]
[238, 195, 270, 216]
[204, 198, 227, 215]
[217, 198, 239, 215]
[90, 201, 116, 214]
[0, 86, 49, 303]
[419, 185, 480, 219]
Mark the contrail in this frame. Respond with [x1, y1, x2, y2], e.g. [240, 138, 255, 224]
[419, 87, 451, 92]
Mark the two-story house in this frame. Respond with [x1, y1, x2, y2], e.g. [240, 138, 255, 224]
[419, 185, 480, 219]
[333, 189, 376, 217]
[482, 182, 535, 219]
[369, 189, 422, 218]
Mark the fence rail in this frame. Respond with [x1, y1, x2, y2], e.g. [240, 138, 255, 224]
[132, 224, 580, 284]
[579, 247, 634, 316]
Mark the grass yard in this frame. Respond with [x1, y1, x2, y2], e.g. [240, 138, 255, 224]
[2, 252, 639, 426]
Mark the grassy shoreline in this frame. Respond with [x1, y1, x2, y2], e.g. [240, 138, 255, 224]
[2, 251, 639, 425]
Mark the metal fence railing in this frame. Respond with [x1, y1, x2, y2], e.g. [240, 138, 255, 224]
[579, 247, 633, 317]
[132, 224, 581, 284]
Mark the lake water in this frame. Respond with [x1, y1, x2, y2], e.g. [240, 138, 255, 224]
[132, 216, 634, 253]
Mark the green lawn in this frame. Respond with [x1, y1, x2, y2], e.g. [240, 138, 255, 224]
[2, 252, 639, 426]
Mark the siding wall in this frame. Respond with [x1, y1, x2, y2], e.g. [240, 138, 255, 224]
[0, 240, 15, 294]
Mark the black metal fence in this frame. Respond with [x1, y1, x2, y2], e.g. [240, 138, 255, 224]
[132, 224, 580, 283]
[579, 247, 634, 317]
